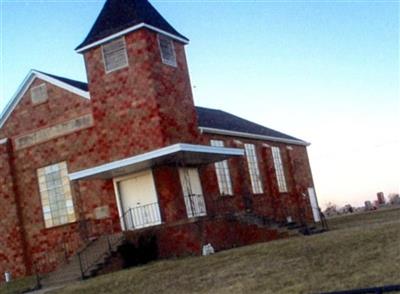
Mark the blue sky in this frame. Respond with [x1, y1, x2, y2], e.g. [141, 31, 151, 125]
[1, 0, 399, 207]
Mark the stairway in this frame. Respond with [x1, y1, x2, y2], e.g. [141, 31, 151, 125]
[40, 233, 124, 288]
[235, 212, 326, 237]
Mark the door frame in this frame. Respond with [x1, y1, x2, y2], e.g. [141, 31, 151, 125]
[178, 167, 207, 218]
[112, 169, 160, 231]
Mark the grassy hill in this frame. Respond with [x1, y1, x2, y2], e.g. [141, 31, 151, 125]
[2, 207, 400, 294]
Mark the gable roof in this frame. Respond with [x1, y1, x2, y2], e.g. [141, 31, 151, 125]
[0, 70, 90, 129]
[196, 107, 308, 146]
[36, 71, 89, 92]
[76, 0, 189, 53]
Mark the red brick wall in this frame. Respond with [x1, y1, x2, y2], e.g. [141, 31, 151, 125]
[153, 166, 187, 223]
[82, 29, 200, 167]
[0, 29, 316, 280]
[0, 140, 27, 279]
[0, 78, 119, 276]
[198, 133, 315, 224]
[125, 216, 279, 259]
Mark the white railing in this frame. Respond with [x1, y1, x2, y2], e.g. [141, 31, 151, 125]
[122, 202, 162, 230]
[185, 194, 207, 218]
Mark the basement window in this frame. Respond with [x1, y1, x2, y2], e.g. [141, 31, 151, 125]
[158, 34, 177, 67]
[37, 162, 76, 228]
[211, 140, 233, 196]
[244, 144, 264, 194]
[31, 83, 48, 104]
[271, 146, 288, 193]
[102, 37, 129, 73]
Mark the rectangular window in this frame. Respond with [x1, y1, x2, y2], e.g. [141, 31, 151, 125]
[37, 162, 76, 228]
[244, 144, 263, 194]
[102, 37, 129, 73]
[211, 140, 233, 196]
[271, 146, 288, 193]
[158, 34, 177, 67]
[31, 84, 48, 104]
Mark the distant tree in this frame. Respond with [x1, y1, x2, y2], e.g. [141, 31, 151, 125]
[324, 202, 338, 216]
[388, 193, 400, 205]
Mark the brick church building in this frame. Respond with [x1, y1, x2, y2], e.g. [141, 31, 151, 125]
[0, 0, 321, 281]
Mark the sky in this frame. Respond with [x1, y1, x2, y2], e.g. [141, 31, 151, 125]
[0, 0, 399, 208]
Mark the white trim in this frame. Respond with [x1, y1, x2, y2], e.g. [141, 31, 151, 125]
[113, 169, 161, 231]
[112, 179, 125, 231]
[157, 34, 177, 67]
[199, 127, 310, 146]
[0, 70, 90, 129]
[69, 143, 244, 181]
[101, 37, 130, 74]
[0, 138, 8, 145]
[76, 23, 189, 53]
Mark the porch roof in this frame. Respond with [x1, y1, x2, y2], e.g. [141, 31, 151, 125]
[68, 143, 244, 181]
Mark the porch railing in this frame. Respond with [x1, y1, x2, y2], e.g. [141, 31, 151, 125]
[185, 194, 207, 218]
[122, 202, 162, 231]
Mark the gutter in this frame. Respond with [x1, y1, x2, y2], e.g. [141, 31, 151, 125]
[199, 127, 310, 146]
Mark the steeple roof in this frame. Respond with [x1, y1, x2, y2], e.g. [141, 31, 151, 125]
[76, 0, 188, 52]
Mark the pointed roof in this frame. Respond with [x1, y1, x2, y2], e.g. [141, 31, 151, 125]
[76, 0, 189, 53]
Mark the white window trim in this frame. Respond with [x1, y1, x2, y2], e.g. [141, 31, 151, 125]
[30, 83, 48, 105]
[101, 37, 129, 74]
[37, 162, 76, 228]
[157, 34, 177, 67]
[210, 140, 233, 196]
[76, 23, 189, 53]
[271, 146, 288, 193]
[244, 144, 264, 194]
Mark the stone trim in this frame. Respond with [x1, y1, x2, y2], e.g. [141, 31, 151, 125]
[13, 113, 94, 150]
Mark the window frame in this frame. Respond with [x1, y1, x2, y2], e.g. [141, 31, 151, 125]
[101, 37, 129, 74]
[30, 83, 48, 105]
[271, 146, 288, 193]
[244, 143, 264, 194]
[37, 162, 76, 228]
[210, 140, 233, 196]
[157, 34, 177, 67]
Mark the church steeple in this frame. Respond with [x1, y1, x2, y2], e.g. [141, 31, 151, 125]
[76, 0, 188, 53]
[77, 0, 199, 157]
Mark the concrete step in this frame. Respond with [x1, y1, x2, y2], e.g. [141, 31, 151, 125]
[40, 233, 125, 288]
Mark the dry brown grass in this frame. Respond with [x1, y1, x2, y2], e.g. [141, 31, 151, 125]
[0, 275, 36, 294]
[45, 207, 400, 294]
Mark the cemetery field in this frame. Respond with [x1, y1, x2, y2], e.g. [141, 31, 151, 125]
[2, 206, 400, 294]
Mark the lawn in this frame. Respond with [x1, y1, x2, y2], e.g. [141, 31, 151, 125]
[50, 207, 400, 294]
[0, 275, 37, 294]
[2, 207, 399, 294]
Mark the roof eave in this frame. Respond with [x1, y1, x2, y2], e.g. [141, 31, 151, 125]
[69, 143, 244, 180]
[199, 127, 311, 147]
[75, 23, 189, 53]
[0, 70, 90, 129]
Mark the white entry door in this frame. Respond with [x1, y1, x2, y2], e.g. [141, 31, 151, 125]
[308, 187, 321, 222]
[179, 168, 207, 218]
[118, 170, 161, 230]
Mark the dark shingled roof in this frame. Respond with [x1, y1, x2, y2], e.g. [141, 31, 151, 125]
[37, 72, 303, 142]
[38, 71, 89, 91]
[195, 106, 304, 142]
[76, 0, 188, 51]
